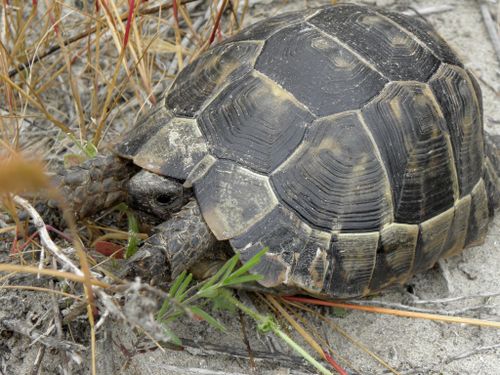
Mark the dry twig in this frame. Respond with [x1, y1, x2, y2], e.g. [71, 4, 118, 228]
[480, 1, 500, 64]
[410, 292, 500, 305]
[0, 318, 85, 356]
[12, 195, 96, 277]
[401, 5, 455, 16]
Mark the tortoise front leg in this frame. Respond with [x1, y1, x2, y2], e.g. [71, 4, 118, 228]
[125, 200, 217, 285]
[50, 155, 135, 220]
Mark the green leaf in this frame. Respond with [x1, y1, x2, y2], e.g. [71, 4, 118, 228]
[200, 254, 239, 291]
[113, 203, 140, 258]
[156, 271, 188, 319]
[156, 300, 169, 320]
[160, 323, 182, 346]
[257, 315, 276, 333]
[222, 274, 263, 287]
[189, 306, 226, 332]
[211, 289, 237, 312]
[67, 134, 98, 158]
[83, 142, 98, 157]
[226, 247, 268, 281]
[331, 307, 349, 318]
[220, 254, 240, 283]
[175, 273, 193, 302]
[125, 211, 140, 258]
[126, 234, 140, 259]
[163, 311, 184, 324]
[169, 270, 187, 297]
[195, 287, 217, 299]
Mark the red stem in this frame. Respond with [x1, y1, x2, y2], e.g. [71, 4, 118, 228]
[172, 0, 179, 26]
[209, 0, 228, 45]
[323, 350, 348, 375]
[123, 0, 135, 49]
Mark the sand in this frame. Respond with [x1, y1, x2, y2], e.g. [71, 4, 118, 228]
[1, 0, 499, 374]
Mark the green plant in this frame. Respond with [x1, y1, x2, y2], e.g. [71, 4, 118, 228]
[155, 247, 333, 375]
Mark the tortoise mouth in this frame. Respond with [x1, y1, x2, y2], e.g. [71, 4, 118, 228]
[126, 193, 182, 225]
[128, 207, 168, 230]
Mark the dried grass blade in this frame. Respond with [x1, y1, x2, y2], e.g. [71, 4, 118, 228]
[0, 263, 109, 288]
[283, 297, 500, 329]
[0, 73, 74, 135]
[49, 5, 87, 139]
[285, 300, 401, 375]
[266, 295, 342, 373]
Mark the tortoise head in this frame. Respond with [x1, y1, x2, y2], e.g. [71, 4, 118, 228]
[127, 170, 191, 220]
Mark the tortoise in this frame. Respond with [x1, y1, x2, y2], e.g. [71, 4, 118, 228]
[58, 4, 500, 298]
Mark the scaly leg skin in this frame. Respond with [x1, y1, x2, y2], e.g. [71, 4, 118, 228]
[125, 200, 217, 285]
[484, 132, 500, 214]
[49, 155, 135, 220]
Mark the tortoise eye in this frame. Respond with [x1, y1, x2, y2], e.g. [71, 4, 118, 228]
[156, 194, 174, 205]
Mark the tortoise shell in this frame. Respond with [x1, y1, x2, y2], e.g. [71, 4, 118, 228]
[116, 4, 493, 298]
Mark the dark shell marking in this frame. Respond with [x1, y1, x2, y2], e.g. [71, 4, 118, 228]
[308, 4, 441, 81]
[165, 42, 263, 117]
[117, 5, 496, 298]
[362, 81, 459, 223]
[255, 23, 388, 116]
[270, 111, 393, 232]
[429, 64, 484, 196]
[198, 71, 314, 174]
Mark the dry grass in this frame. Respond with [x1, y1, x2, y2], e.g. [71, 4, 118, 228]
[0, 1, 251, 374]
[0, 0, 246, 154]
[1, 1, 499, 375]
[0, 0, 250, 262]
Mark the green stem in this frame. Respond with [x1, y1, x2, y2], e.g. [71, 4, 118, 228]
[273, 329, 332, 375]
[225, 293, 261, 321]
[225, 294, 332, 375]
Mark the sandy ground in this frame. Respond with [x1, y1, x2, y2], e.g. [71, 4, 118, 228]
[1, 0, 499, 374]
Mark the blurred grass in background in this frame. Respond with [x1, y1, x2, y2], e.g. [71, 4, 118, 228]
[0, 0, 250, 165]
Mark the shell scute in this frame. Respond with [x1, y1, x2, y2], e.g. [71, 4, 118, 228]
[226, 10, 315, 43]
[376, 9, 463, 66]
[368, 223, 418, 292]
[116, 106, 172, 159]
[166, 41, 262, 117]
[324, 232, 379, 298]
[429, 64, 484, 196]
[413, 206, 454, 273]
[194, 160, 278, 240]
[308, 5, 440, 81]
[465, 179, 490, 247]
[271, 111, 393, 232]
[441, 195, 471, 258]
[255, 23, 388, 116]
[198, 72, 314, 174]
[362, 82, 458, 223]
[231, 206, 331, 292]
[132, 117, 208, 179]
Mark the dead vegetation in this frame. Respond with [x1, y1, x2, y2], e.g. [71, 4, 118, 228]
[0, 1, 499, 374]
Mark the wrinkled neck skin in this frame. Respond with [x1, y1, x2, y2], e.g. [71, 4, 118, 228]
[126, 170, 193, 225]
